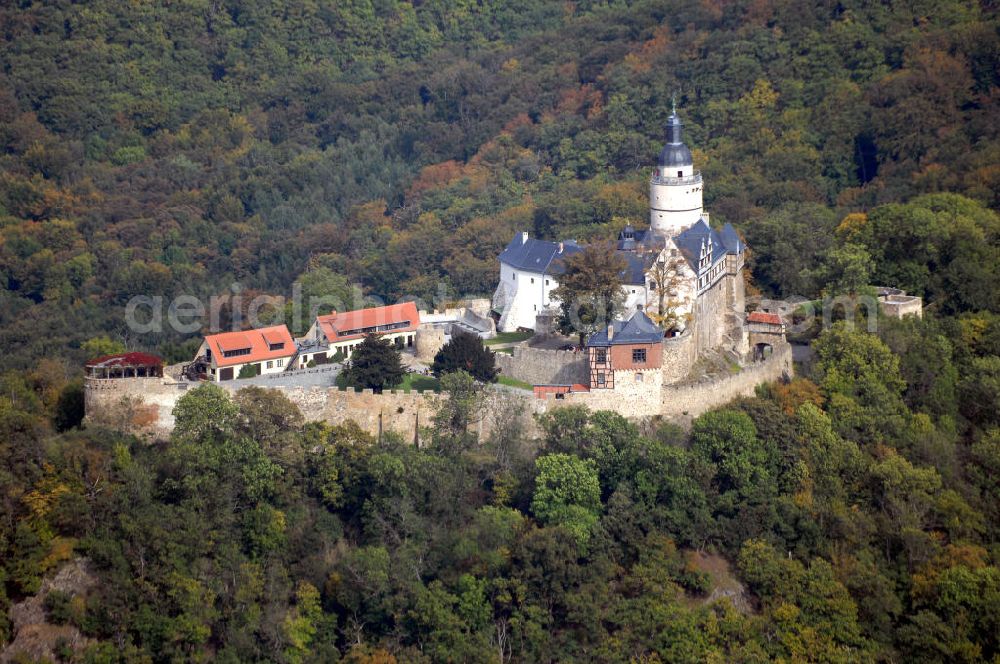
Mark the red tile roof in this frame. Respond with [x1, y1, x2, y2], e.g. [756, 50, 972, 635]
[316, 302, 420, 344]
[533, 384, 590, 398]
[204, 325, 295, 368]
[85, 352, 163, 369]
[747, 311, 782, 325]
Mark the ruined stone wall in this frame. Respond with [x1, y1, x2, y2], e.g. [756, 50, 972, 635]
[495, 346, 589, 385]
[881, 295, 922, 319]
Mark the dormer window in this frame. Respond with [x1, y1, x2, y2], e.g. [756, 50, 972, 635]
[268, 342, 284, 351]
[222, 347, 251, 358]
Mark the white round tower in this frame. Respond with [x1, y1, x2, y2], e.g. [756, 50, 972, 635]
[649, 110, 703, 235]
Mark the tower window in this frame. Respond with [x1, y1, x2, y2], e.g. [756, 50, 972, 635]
[677, 170, 683, 177]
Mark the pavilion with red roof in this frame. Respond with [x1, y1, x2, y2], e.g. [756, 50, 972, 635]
[85, 352, 164, 379]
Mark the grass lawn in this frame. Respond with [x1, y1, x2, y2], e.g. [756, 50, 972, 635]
[485, 331, 533, 345]
[493, 347, 514, 355]
[497, 375, 533, 390]
[397, 373, 441, 392]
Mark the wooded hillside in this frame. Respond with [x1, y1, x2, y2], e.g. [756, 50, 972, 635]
[2, 1, 1000, 662]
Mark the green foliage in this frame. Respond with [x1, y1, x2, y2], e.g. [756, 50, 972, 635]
[237, 363, 259, 379]
[813, 322, 908, 442]
[431, 331, 499, 382]
[80, 337, 125, 360]
[53, 379, 85, 432]
[1, 1, 1000, 659]
[342, 334, 405, 393]
[432, 370, 484, 448]
[531, 453, 601, 549]
[551, 242, 627, 344]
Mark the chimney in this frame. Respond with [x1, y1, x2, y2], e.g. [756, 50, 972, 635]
[607, 323, 614, 341]
[558, 242, 564, 253]
[521, 231, 529, 245]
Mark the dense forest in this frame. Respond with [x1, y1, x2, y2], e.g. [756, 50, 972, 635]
[2, 0, 1000, 661]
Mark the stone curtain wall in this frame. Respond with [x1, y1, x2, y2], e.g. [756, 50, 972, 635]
[85, 377, 544, 443]
[562, 368, 664, 417]
[658, 342, 793, 418]
[495, 347, 589, 386]
[84, 377, 191, 440]
[276, 386, 443, 442]
[660, 329, 697, 384]
[541, 342, 793, 421]
[84, 377, 449, 442]
[85, 343, 792, 441]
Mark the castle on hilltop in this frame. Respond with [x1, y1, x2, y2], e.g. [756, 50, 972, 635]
[83, 108, 793, 442]
[492, 107, 763, 388]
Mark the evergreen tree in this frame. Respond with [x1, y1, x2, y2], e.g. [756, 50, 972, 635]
[343, 334, 405, 393]
[430, 331, 499, 382]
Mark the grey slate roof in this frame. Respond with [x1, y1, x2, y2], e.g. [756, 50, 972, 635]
[617, 226, 666, 252]
[658, 112, 693, 168]
[586, 311, 664, 347]
[619, 252, 652, 285]
[499, 234, 583, 275]
[672, 219, 742, 272]
[718, 223, 743, 254]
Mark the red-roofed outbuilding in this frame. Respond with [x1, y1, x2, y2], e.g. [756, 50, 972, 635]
[747, 311, 782, 325]
[304, 302, 420, 363]
[197, 324, 296, 381]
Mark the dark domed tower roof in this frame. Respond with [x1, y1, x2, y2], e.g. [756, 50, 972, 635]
[657, 112, 693, 168]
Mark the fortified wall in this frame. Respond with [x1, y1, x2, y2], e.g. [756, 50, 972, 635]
[535, 343, 792, 422]
[84, 377, 449, 443]
[659, 329, 697, 384]
[85, 344, 791, 441]
[495, 346, 589, 386]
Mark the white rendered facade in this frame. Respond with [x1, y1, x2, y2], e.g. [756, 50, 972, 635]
[649, 168, 704, 235]
[194, 340, 293, 382]
[494, 258, 649, 333]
